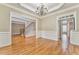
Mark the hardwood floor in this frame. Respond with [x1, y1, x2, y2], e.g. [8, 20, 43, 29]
[0, 35, 79, 55]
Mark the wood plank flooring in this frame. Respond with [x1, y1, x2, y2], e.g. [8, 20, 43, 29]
[0, 35, 79, 55]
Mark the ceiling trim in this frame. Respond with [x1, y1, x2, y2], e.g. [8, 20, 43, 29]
[1, 3, 79, 19]
[40, 4, 79, 19]
[20, 3, 64, 13]
[20, 3, 35, 12]
[48, 3, 64, 12]
[1, 3, 40, 19]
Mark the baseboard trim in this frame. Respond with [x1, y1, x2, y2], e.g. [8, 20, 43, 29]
[37, 37, 59, 42]
[12, 33, 20, 35]
[25, 34, 36, 37]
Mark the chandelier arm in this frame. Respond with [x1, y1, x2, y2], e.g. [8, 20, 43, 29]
[36, 3, 48, 16]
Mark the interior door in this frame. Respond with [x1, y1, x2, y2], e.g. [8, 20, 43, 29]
[61, 20, 68, 39]
[58, 15, 75, 53]
[59, 19, 74, 52]
[60, 19, 69, 52]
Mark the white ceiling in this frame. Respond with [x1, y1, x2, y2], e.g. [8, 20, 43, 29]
[20, 3, 64, 14]
[6, 3, 79, 17]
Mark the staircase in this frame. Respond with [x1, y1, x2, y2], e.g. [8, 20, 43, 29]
[25, 21, 36, 37]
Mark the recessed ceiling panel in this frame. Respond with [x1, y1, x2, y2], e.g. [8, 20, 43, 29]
[20, 3, 64, 15]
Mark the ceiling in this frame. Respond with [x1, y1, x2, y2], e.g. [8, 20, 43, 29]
[7, 3, 79, 18]
[19, 3, 79, 16]
[19, 3, 64, 13]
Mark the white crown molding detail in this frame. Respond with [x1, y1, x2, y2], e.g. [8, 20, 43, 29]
[1, 3, 40, 19]
[1, 3, 79, 19]
[10, 11, 36, 22]
[40, 5, 79, 19]
[20, 3, 64, 13]
[48, 3, 64, 12]
[20, 3, 35, 12]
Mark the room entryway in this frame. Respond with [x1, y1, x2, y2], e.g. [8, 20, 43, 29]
[58, 14, 76, 54]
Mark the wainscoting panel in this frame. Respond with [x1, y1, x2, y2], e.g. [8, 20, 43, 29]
[25, 31, 36, 37]
[37, 31, 58, 41]
[71, 31, 79, 45]
[0, 32, 11, 48]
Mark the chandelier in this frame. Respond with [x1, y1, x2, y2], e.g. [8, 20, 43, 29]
[36, 3, 48, 16]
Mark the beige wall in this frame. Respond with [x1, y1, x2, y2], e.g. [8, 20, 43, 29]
[0, 5, 10, 32]
[38, 15, 56, 31]
[38, 7, 79, 32]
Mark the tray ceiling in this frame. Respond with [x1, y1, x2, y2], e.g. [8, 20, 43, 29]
[6, 3, 79, 17]
[19, 3, 64, 15]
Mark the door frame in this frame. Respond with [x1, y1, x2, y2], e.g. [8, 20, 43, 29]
[10, 12, 26, 44]
[56, 11, 77, 39]
[10, 11, 37, 44]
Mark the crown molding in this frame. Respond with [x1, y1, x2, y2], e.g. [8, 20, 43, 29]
[1, 3, 79, 19]
[48, 3, 64, 12]
[1, 3, 40, 19]
[40, 5, 79, 19]
[20, 3, 35, 12]
[20, 3, 64, 13]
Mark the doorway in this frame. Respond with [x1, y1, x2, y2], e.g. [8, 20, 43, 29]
[11, 21, 25, 45]
[58, 15, 76, 53]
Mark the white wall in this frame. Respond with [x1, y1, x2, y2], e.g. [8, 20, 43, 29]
[0, 32, 11, 47]
[25, 22, 36, 37]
